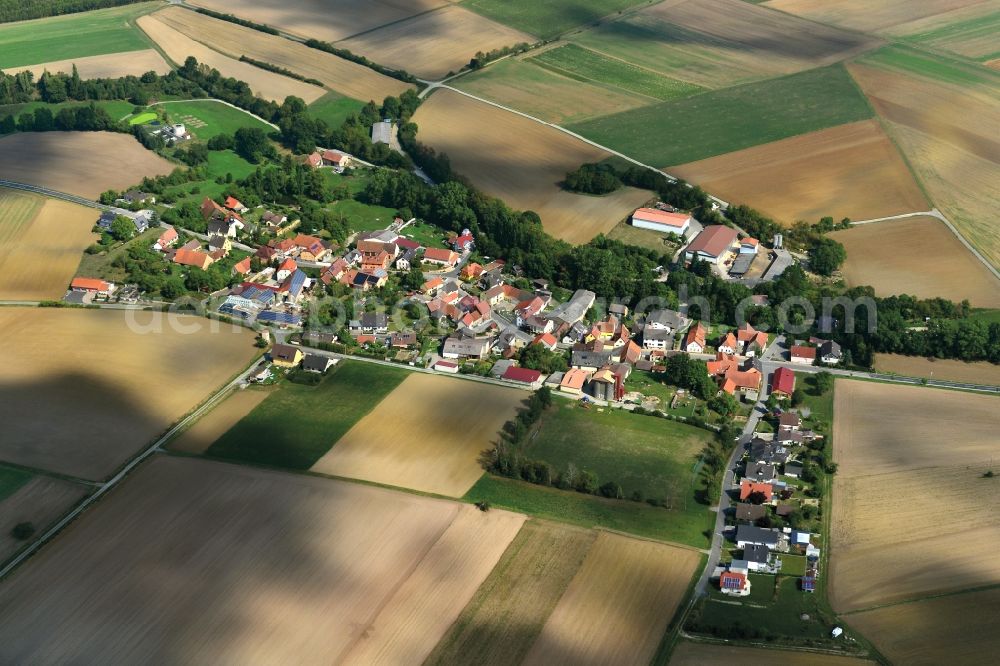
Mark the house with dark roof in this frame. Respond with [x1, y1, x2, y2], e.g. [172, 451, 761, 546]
[571, 349, 613, 371]
[302, 353, 333, 373]
[359, 312, 388, 334]
[442, 336, 492, 360]
[742, 544, 771, 571]
[735, 503, 767, 522]
[745, 462, 776, 484]
[645, 309, 686, 332]
[736, 525, 780, 550]
[819, 339, 843, 364]
[270, 344, 303, 368]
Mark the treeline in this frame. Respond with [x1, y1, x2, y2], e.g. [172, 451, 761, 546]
[303, 38, 419, 84]
[0, 0, 142, 23]
[563, 162, 621, 195]
[239, 56, 323, 87]
[194, 7, 279, 34]
[0, 102, 121, 134]
[468, 42, 537, 70]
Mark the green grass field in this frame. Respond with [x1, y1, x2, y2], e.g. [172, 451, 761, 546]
[530, 44, 703, 101]
[155, 101, 274, 140]
[568, 65, 874, 167]
[160, 150, 257, 206]
[0, 465, 32, 503]
[329, 198, 399, 233]
[528, 403, 712, 501]
[464, 474, 710, 547]
[399, 220, 446, 248]
[205, 361, 407, 469]
[903, 10, 1000, 62]
[0, 3, 157, 69]
[859, 44, 1000, 88]
[75, 226, 162, 282]
[308, 92, 365, 130]
[128, 112, 157, 125]
[462, 0, 653, 39]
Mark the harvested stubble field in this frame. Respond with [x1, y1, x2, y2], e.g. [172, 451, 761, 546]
[3, 49, 170, 79]
[0, 132, 173, 199]
[896, 5, 1000, 61]
[671, 120, 927, 227]
[412, 90, 650, 244]
[463, 0, 652, 39]
[312, 373, 523, 497]
[426, 520, 597, 666]
[523, 531, 700, 665]
[831, 216, 1000, 308]
[570, 0, 880, 90]
[452, 58, 651, 124]
[338, 6, 533, 81]
[168, 388, 271, 454]
[0, 476, 88, 565]
[0, 188, 97, 301]
[136, 14, 323, 104]
[670, 641, 876, 665]
[846, 588, 1000, 666]
[0, 456, 525, 665]
[0, 308, 257, 480]
[763, 0, 990, 33]
[188, 0, 453, 42]
[830, 380, 1000, 612]
[151, 7, 410, 102]
[874, 353, 1000, 385]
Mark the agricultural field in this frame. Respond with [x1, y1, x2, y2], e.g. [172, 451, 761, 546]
[846, 588, 1000, 666]
[0, 188, 97, 301]
[670, 641, 876, 665]
[3, 49, 170, 79]
[523, 531, 700, 665]
[136, 14, 324, 104]
[874, 354, 1000, 385]
[0, 3, 157, 70]
[412, 89, 650, 244]
[568, 0, 880, 90]
[898, 6, 1000, 63]
[831, 217, 1000, 307]
[205, 361, 407, 469]
[671, 120, 928, 227]
[847, 52, 1000, 268]
[763, 0, 990, 34]
[531, 44, 704, 101]
[0, 455, 525, 664]
[463, 0, 657, 39]
[308, 92, 366, 129]
[426, 520, 597, 666]
[187, 0, 453, 43]
[338, 6, 534, 80]
[0, 132, 174, 199]
[830, 380, 1000, 612]
[0, 308, 258, 480]
[0, 475, 89, 564]
[452, 58, 651, 124]
[569, 65, 874, 167]
[168, 388, 272, 455]
[153, 99, 275, 140]
[150, 7, 411, 103]
[311, 373, 523, 497]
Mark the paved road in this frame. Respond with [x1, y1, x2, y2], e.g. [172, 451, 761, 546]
[0, 179, 132, 217]
[0, 357, 263, 581]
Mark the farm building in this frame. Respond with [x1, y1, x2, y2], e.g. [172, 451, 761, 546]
[684, 225, 739, 266]
[172, 249, 214, 270]
[433, 359, 459, 373]
[790, 345, 817, 364]
[422, 248, 459, 267]
[548, 289, 596, 326]
[739, 237, 759, 254]
[501, 366, 543, 388]
[630, 208, 692, 236]
[269, 344, 303, 368]
[371, 120, 393, 144]
[442, 336, 492, 360]
[321, 149, 350, 169]
[69, 277, 115, 296]
[559, 368, 590, 395]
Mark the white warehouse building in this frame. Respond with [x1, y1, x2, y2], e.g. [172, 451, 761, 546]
[630, 207, 692, 236]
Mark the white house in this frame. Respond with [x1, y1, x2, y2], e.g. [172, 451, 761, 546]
[740, 237, 759, 254]
[630, 207, 692, 236]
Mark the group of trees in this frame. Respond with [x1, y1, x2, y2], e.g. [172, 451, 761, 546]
[518, 344, 568, 374]
[238, 56, 323, 87]
[468, 42, 536, 70]
[0, 101, 120, 135]
[563, 162, 622, 195]
[0, 0, 141, 23]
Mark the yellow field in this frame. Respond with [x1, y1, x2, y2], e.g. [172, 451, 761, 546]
[0, 190, 98, 301]
[151, 7, 410, 102]
[523, 532, 700, 665]
[338, 6, 534, 80]
[136, 14, 324, 103]
[671, 120, 928, 226]
[831, 216, 1000, 307]
[0, 308, 258, 480]
[187, 0, 453, 43]
[0, 456, 524, 664]
[427, 520, 597, 666]
[168, 388, 271, 454]
[3, 49, 170, 79]
[875, 353, 1000, 385]
[847, 588, 1000, 666]
[412, 90, 651, 244]
[0, 132, 174, 199]
[830, 380, 1000, 612]
[763, 0, 987, 32]
[670, 641, 875, 665]
[0, 476, 88, 565]
[848, 61, 1000, 269]
[311, 373, 523, 497]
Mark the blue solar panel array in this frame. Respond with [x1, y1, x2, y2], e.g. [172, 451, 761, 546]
[258, 311, 301, 325]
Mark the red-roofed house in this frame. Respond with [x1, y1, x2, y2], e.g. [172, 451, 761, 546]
[740, 237, 759, 254]
[684, 225, 739, 266]
[720, 571, 750, 596]
[423, 248, 459, 267]
[790, 345, 816, 364]
[740, 481, 774, 502]
[501, 366, 543, 387]
[421, 276, 444, 295]
[304, 152, 323, 168]
[532, 332, 558, 351]
[460, 262, 484, 280]
[685, 322, 707, 353]
[631, 207, 692, 236]
[737, 323, 768, 357]
[70, 277, 114, 295]
[771, 367, 795, 398]
[153, 227, 178, 251]
[707, 352, 761, 398]
[718, 332, 738, 355]
[451, 230, 474, 251]
[233, 257, 252, 276]
[225, 196, 247, 213]
[173, 249, 214, 270]
[321, 149, 350, 168]
[277, 258, 297, 281]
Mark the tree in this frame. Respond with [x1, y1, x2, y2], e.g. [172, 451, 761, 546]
[234, 126, 271, 163]
[811, 371, 834, 395]
[791, 387, 805, 406]
[109, 216, 135, 241]
[10, 522, 34, 540]
[809, 237, 847, 276]
[519, 344, 568, 374]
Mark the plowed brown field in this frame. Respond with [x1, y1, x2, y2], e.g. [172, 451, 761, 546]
[412, 90, 650, 244]
[0, 476, 88, 564]
[671, 120, 927, 225]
